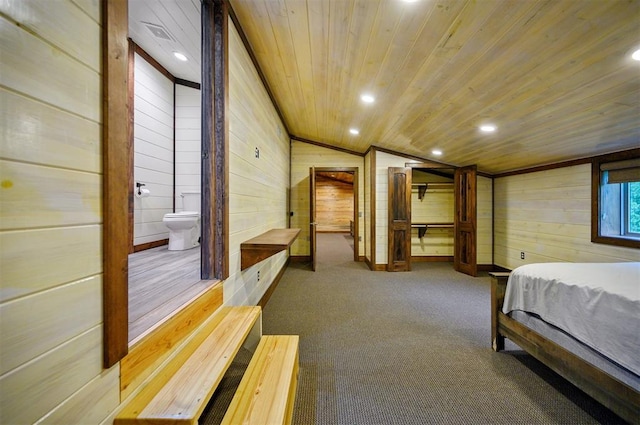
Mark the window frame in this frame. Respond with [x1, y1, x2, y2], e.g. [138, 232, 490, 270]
[623, 182, 640, 239]
[591, 150, 640, 250]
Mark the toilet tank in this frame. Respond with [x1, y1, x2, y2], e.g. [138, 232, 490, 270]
[181, 191, 201, 213]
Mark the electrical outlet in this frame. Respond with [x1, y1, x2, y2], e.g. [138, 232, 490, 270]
[520, 251, 525, 260]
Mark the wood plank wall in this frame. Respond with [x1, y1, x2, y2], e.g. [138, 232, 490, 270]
[0, 1, 119, 423]
[477, 175, 493, 265]
[364, 151, 372, 262]
[290, 140, 365, 257]
[175, 85, 202, 210]
[225, 21, 291, 305]
[375, 152, 414, 265]
[315, 175, 354, 232]
[494, 164, 640, 269]
[411, 171, 454, 257]
[133, 52, 174, 245]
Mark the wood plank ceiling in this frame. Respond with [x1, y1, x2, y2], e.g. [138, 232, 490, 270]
[129, 0, 639, 174]
[229, 0, 640, 174]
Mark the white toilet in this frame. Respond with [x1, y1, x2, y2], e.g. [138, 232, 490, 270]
[163, 191, 201, 251]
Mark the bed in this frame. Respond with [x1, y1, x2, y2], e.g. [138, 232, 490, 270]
[490, 263, 640, 423]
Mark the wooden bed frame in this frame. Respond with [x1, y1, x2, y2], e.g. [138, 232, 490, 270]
[490, 272, 640, 424]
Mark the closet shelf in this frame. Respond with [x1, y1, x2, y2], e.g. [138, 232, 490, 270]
[411, 222, 454, 238]
[412, 182, 453, 199]
[240, 228, 301, 270]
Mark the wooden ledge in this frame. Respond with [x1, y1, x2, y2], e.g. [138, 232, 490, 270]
[241, 228, 301, 270]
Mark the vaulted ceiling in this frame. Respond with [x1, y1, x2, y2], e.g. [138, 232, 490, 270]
[130, 0, 640, 174]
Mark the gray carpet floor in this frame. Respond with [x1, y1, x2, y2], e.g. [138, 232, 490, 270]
[201, 233, 626, 424]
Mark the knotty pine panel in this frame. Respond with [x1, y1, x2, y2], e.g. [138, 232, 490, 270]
[1, 89, 101, 173]
[0, 16, 100, 122]
[477, 175, 493, 265]
[37, 366, 119, 425]
[0, 160, 101, 230]
[2, 0, 101, 71]
[494, 164, 640, 269]
[227, 20, 290, 305]
[0, 225, 101, 302]
[69, 0, 100, 22]
[411, 172, 454, 257]
[0, 326, 103, 424]
[411, 228, 455, 256]
[0, 2, 116, 424]
[0, 275, 101, 375]
[364, 151, 372, 260]
[230, 0, 639, 174]
[290, 140, 365, 256]
[315, 175, 354, 231]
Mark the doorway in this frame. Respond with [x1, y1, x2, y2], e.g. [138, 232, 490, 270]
[386, 164, 477, 276]
[310, 167, 359, 270]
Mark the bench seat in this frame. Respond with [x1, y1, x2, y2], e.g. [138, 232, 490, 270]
[221, 335, 299, 425]
[115, 305, 262, 425]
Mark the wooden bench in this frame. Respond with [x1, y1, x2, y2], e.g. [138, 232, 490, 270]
[221, 335, 299, 425]
[115, 306, 262, 424]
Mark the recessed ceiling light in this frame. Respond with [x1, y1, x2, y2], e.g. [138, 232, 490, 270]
[349, 128, 360, 135]
[632, 49, 640, 61]
[361, 94, 375, 104]
[479, 124, 497, 133]
[173, 52, 188, 61]
[432, 149, 443, 156]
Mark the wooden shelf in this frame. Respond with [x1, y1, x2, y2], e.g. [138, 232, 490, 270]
[240, 228, 301, 270]
[411, 222, 454, 238]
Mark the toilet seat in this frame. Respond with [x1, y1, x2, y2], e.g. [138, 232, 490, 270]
[164, 211, 199, 219]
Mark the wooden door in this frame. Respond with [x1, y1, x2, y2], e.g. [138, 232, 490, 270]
[454, 165, 477, 276]
[309, 167, 317, 271]
[387, 167, 412, 271]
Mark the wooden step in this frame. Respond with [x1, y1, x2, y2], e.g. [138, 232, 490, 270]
[115, 305, 262, 425]
[221, 335, 299, 425]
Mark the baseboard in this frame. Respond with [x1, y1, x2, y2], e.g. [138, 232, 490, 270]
[133, 239, 169, 252]
[370, 263, 386, 271]
[316, 230, 350, 234]
[358, 255, 365, 262]
[481, 264, 510, 272]
[289, 255, 310, 263]
[258, 257, 290, 309]
[411, 256, 453, 262]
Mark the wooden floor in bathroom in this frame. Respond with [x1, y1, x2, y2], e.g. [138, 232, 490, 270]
[128, 246, 214, 343]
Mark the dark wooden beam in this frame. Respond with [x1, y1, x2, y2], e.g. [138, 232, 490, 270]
[103, 0, 130, 368]
[202, 0, 229, 280]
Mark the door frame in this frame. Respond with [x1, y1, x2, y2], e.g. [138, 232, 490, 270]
[406, 163, 477, 275]
[310, 167, 359, 266]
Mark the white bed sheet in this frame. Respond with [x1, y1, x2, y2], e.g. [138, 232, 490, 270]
[502, 262, 640, 376]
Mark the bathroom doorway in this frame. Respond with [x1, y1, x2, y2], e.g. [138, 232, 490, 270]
[126, 1, 208, 343]
[311, 167, 359, 269]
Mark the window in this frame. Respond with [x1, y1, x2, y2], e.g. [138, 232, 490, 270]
[592, 153, 640, 249]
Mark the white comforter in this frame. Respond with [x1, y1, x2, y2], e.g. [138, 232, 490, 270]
[502, 262, 640, 376]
